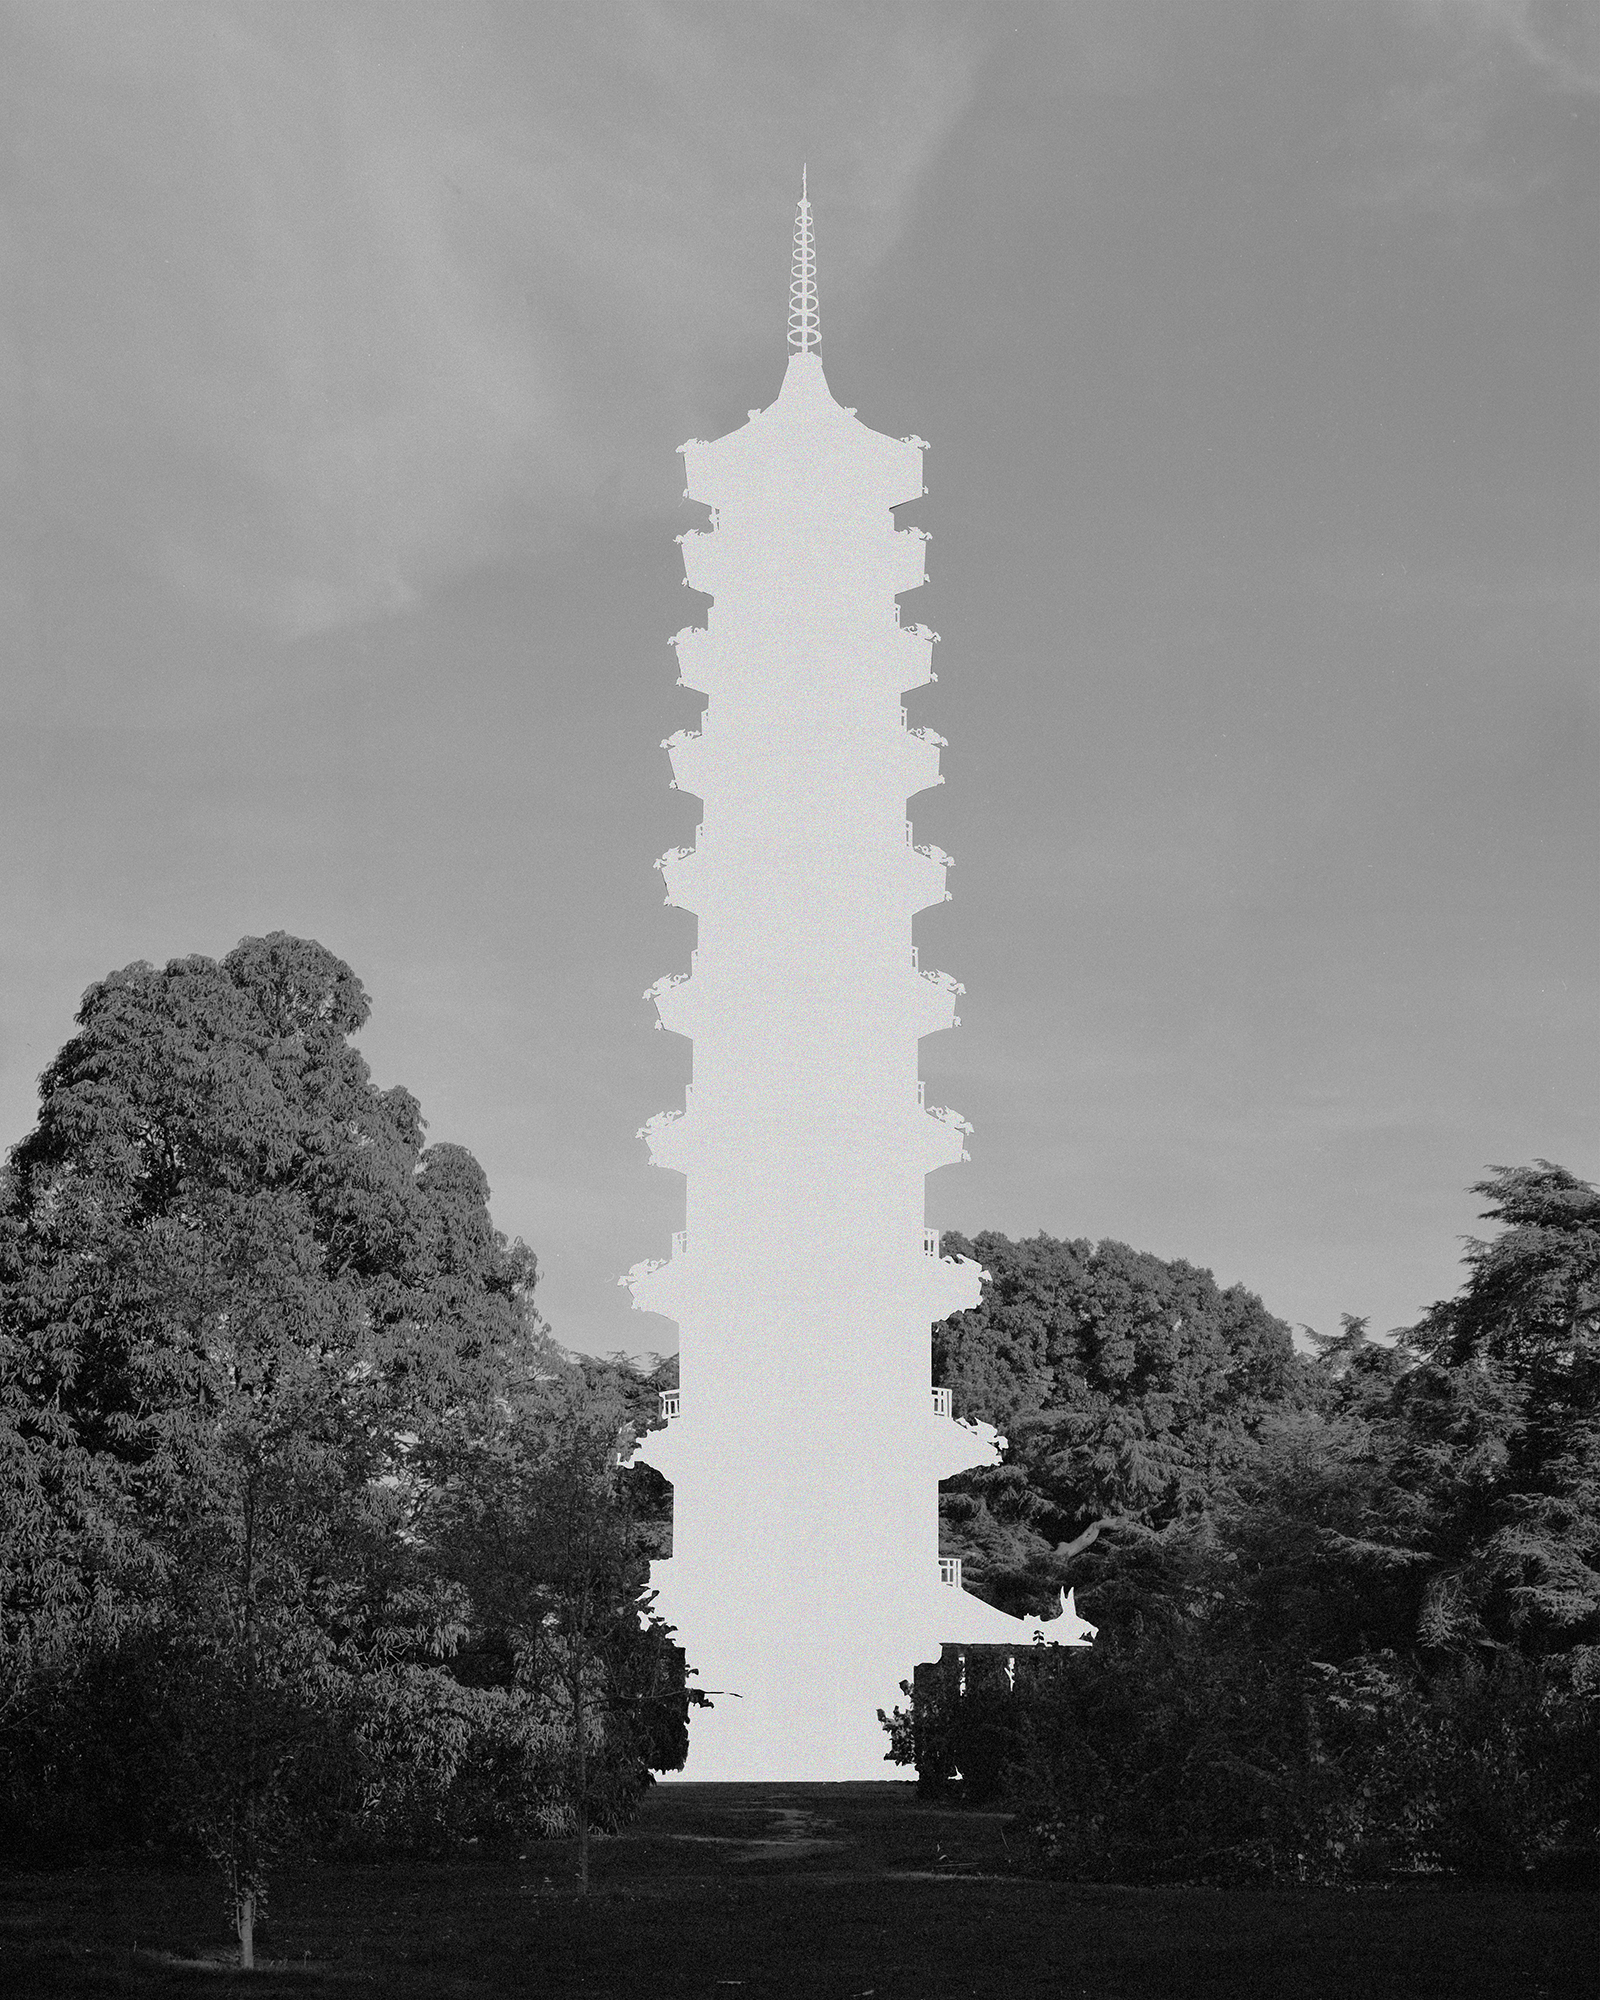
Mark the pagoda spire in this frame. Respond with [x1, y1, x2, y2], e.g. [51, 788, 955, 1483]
[787, 165, 819, 353]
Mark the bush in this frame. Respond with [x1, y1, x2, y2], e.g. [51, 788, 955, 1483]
[885, 1632, 1600, 1886]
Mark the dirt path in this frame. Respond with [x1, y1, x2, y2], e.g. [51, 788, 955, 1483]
[620, 1780, 1019, 1881]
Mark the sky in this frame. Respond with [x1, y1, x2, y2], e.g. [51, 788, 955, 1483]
[3, 0, 1596, 1359]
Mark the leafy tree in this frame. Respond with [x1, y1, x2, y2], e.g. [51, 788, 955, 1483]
[419, 1368, 695, 1891]
[0, 934, 552, 1956]
[932, 1230, 1300, 1615]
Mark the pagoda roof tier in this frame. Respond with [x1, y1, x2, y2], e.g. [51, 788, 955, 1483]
[681, 351, 926, 514]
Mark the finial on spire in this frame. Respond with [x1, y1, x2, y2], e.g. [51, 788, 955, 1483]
[788, 166, 819, 354]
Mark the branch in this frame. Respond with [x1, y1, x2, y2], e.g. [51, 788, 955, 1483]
[1057, 1517, 1118, 1561]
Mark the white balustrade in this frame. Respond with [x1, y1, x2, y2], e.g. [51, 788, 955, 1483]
[659, 1390, 681, 1420]
[931, 1387, 952, 1419]
[923, 1228, 940, 1258]
[939, 1557, 963, 1589]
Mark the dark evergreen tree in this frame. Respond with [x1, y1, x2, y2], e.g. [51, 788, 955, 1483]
[1399, 1163, 1600, 1655]
[932, 1229, 1300, 1614]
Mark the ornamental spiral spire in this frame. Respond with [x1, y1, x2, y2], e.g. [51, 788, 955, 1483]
[787, 164, 819, 353]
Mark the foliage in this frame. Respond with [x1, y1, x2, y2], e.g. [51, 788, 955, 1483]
[932, 1230, 1301, 1615]
[889, 1585, 1599, 1886]
[1397, 1163, 1600, 1654]
[0, 935, 689, 1940]
[7, 943, 1592, 1896]
[571, 1350, 678, 1565]
[416, 1366, 697, 1878]
[897, 1170, 1600, 1885]
[0, 1306, 154, 1738]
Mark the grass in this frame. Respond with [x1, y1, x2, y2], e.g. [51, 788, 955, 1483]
[1, 1782, 1593, 1998]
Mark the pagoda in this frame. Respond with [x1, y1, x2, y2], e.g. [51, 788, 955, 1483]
[626, 176, 1091, 1781]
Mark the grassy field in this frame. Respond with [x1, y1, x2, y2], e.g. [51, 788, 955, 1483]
[1, 1782, 1592, 1998]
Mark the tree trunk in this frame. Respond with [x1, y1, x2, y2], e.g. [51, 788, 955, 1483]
[239, 1485, 259, 1969]
[574, 1638, 589, 1896]
[237, 1886, 255, 1971]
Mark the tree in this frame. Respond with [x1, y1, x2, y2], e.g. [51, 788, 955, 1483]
[898, 1173, 1600, 1883]
[420, 1367, 695, 1891]
[0, 934, 552, 1959]
[1395, 1163, 1600, 1656]
[932, 1230, 1301, 1615]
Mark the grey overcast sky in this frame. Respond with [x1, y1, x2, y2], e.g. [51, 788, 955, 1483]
[3, 0, 1596, 1356]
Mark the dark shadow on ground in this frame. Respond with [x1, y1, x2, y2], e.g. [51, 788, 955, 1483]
[1, 1782, 1593, 1998]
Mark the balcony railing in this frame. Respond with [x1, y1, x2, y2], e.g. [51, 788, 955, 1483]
[911, 945, 919, 971]
[672, 1230, 688, 1257]
[658, 1390, 680, 1420]
[923, 1228, 940, 1258]
[917, 1079, 926, 1108]
[931, 1387, 952, 1419]
[939, 1557, 963, 1589]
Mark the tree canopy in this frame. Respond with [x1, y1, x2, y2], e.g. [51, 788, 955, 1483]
[2, 932, 542, 1456]
[0, 935, 693, 1953]
[932, 1229, 1299, 1613]
[897, 1169, 1600, 1883]
[4, 932, 1594, 1897]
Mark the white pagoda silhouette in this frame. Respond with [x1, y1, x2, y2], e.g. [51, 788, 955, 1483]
[626, 176, 1092, 1781]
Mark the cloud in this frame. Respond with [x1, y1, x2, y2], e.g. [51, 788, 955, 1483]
[9, 0, 561, 637]
[1342, 0, 1598, 216]
[4, 0, 984, 640]
[1415, 0, 1600, 94]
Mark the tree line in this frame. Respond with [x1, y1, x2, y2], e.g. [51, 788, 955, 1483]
[2, 931, 1594, 1959]
[886, 1177, 1599, 1884]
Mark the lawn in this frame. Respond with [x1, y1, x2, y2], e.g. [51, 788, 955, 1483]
[1, 1782, 1591, 1998]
